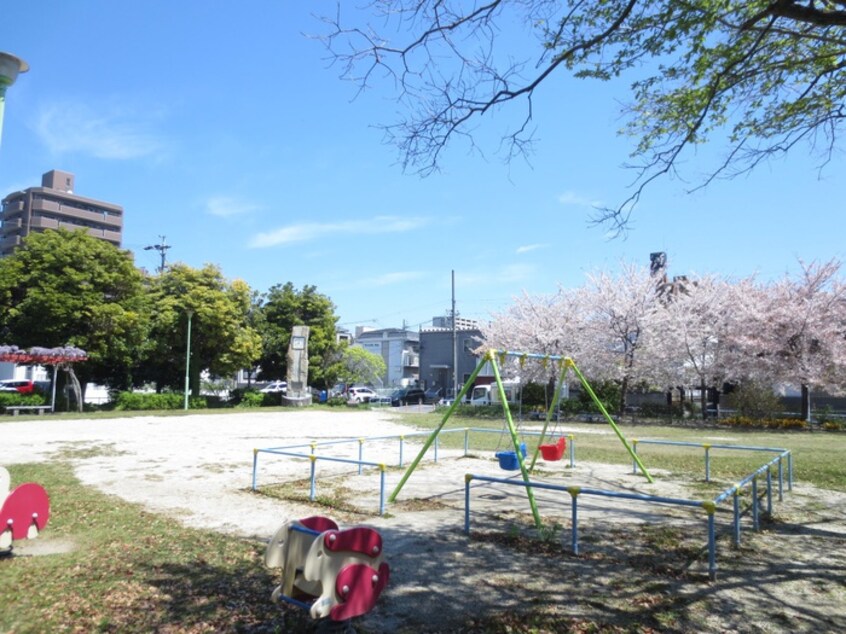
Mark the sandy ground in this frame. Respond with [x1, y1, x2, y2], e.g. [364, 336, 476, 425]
[3, 409, 845, 633]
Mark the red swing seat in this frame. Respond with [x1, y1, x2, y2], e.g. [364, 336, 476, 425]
[538, 436, 566, 461]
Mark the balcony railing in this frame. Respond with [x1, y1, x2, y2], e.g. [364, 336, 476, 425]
[1, 199, 25, 213]
[30, 199, 122, 228]
[0, 235, 21, 253]
[0, 217, 23, 230]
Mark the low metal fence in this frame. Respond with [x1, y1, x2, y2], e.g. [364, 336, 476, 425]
[631, 438, 792, 489]
[464, 441, 792, 580]
[252, 429, 471, 514]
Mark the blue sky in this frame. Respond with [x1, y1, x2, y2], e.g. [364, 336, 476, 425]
[2, 2, 843, 332]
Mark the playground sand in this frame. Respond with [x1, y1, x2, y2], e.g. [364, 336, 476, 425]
[3, 409, 845, 633]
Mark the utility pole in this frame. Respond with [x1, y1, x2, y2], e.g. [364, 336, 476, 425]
[144, 235, 171, 273]
[452, 270, 458, 400]
[183, 309, 193, 410]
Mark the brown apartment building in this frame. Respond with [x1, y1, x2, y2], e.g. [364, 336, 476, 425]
[0, 169, 123, 257]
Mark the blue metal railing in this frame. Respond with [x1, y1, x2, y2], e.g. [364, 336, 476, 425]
[631, 438, 792, 488]
[463, 441, 791, 580]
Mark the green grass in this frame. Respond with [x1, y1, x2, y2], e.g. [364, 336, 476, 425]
[0, 462, 309, 634]
[398, 412, 846, 492]
[259, 478, 379, 524]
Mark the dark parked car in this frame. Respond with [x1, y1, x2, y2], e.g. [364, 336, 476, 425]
[368, 394, 393, 406]
[423, 387, 443, 404]
[390, 387, 427, 406]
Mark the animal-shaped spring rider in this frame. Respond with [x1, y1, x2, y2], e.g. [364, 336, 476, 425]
[0, 466, 50, 554]
[265, 516, 389, 624]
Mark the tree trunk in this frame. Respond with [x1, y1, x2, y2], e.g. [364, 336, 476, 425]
[700, 380, 708, 420]
[547, 375, 555, 412]
[801, 384, 811, 422]
[709, 386, 721, 419]
[619, 376, 628, 418]
[190, 362, 201, 399]
[65, 366, 84, 413]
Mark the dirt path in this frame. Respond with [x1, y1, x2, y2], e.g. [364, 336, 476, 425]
[3, 410, 845, 632]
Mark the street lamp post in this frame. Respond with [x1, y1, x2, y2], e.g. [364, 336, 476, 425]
[184, 310, 193, 410]
[0, 52, 29, 149]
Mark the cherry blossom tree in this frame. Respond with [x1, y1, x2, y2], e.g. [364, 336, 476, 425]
[482, 289, 583, 362]
[576, 265, 665, 414]
[480, 288, 584, 405]
[484, 265, 670, 414]
[647, 275, 747, 418]
[482, 258, 846, 421]
[736, 260, 846, 421]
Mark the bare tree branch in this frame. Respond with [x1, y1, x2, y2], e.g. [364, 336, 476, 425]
[320, 1, 846, 232]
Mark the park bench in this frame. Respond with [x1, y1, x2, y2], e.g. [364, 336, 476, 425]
[3, 405, 52, 416]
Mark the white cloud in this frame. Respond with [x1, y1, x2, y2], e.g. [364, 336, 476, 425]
[249, 215, 429, 248]
[34, 100, 165, 159]
[205, 196, 259, 218]
[516, 243, 548, 255]
[557, 190, 603, 207]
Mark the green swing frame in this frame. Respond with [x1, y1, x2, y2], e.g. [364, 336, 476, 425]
[389, 349, 653, 529]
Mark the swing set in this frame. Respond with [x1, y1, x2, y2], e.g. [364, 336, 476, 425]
[389, 349, 653, 529]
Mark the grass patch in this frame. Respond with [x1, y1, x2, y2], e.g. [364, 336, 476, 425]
[397, 413, 846, 492]
[391, 497, 453, 513]
[49, 441, 129, 461]
[0, 462, 310, 634]
[258, 478, 377, 524]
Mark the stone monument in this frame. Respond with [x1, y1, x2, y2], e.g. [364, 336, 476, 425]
[285, 325, 312, 406]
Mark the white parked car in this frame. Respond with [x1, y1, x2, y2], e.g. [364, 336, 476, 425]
[347, 386, 377, 404]
[260, 381, 287, 394]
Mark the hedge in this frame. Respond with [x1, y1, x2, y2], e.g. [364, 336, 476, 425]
[0, 392, 47, 411]
[717, 416, 808, 430]
[114, 392, 207, 410]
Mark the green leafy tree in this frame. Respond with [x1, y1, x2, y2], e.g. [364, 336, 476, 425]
[339, 345, 387, 386]
[141, 264, 262, 395]
[257, 283, 341, 389]
[0, 229, 148, 391]
[326, 1, 846, 231]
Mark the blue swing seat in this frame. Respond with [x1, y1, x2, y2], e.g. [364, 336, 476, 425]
[495, 443, 527, 470]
